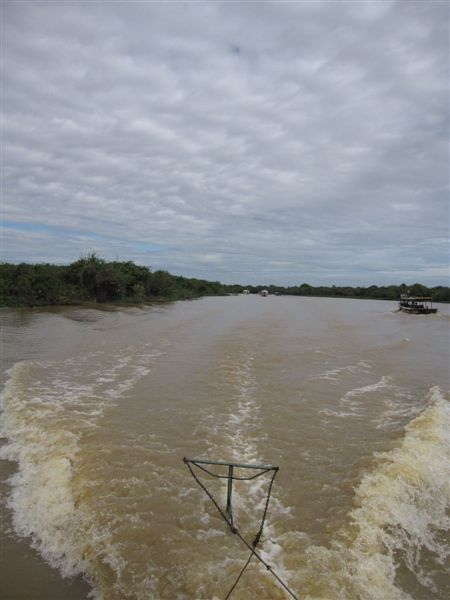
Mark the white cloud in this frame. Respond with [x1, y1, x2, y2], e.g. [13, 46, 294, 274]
[2, 0, 448, 285]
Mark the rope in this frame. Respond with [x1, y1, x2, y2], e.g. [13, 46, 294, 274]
[183, 458, 299, 600]
[252, 467, 277, 548]
[224, 549, 254, 599]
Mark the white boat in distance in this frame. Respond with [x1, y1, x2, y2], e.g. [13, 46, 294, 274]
[398, 295, 437, 314]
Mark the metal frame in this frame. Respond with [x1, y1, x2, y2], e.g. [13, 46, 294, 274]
[183, 457, 278, 529]
[184, 457, 277, 470]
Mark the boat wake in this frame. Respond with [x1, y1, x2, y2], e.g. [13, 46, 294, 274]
[188, 357, 450, 600]
[187, 349, 296, 598]
[284, 386, 450, 600]
[2, 338, 449, 599]
[0, 344, 166, 594]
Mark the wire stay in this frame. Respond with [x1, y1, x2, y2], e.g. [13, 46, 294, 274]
[183, 457, 299, 600]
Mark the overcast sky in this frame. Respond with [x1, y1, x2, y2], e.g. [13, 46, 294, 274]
[2, 1, 449, 285]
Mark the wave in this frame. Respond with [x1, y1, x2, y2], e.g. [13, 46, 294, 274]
[2, 341, 448, 600]
[286, 386, 450, 600]
[312, 360, 372, 382]
[189, 369, 450, 599]
[0, 344, 165, 595]
[187, 349, 296, 598]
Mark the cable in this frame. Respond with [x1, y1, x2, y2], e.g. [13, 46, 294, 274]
[183, 458, 299, 600]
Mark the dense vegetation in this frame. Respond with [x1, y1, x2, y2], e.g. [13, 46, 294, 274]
[1, 255, 448, 307]
[0, 255, 236, 306]
[244, 282, 450, 302]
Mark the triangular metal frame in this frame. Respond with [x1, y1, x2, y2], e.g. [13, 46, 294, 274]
[183, 457, 298, 599]
[183, 457, 278, 532]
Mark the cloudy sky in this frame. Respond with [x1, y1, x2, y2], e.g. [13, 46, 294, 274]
[2, 1, 449, 285]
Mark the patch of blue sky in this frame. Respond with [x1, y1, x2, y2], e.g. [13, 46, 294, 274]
[3, 221, 165, 252]
[131, 241, 166, 252]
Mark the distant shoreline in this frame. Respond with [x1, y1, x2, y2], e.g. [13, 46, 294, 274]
[2, 295, 448, 311]
[1, 256, 449, 308]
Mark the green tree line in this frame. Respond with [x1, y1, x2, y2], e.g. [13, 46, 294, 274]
[0, 255, 231, 306]
[0, 255, 448, 307]
[243, 282, 450, 302]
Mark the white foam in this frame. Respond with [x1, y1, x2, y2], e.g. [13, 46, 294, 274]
[351, 387, 450, 571]
[344, 375, 391, 398]
[313, 360, 372, 381]
[197, 528, 226, 541]
[327, 377, 416, 423]
[1, 344, 166, 596]
[289, 387, 450, 599]
[193, 350, 297, 594]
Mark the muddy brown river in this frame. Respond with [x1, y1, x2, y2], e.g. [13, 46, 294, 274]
[1, 296, 449, 599]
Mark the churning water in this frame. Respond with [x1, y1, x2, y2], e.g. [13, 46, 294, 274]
[1, 296, 449, 599]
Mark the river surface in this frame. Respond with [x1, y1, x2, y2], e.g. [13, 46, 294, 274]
[1, 296, 449, 600]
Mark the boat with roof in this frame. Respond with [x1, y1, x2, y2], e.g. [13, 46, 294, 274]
[398, 295, 437, 314]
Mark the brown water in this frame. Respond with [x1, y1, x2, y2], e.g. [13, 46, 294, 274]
[1, 296, 449, 600]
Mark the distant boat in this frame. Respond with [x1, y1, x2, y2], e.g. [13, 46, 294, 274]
[260, 289, 268, 297]
[398, 295, 437, 314]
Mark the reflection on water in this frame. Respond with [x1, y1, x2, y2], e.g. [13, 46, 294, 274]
[1, 297, 449, 599]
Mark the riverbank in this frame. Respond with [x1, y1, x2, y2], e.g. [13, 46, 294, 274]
[0, 256, 237, 308]
[1, 256, 449, 308]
